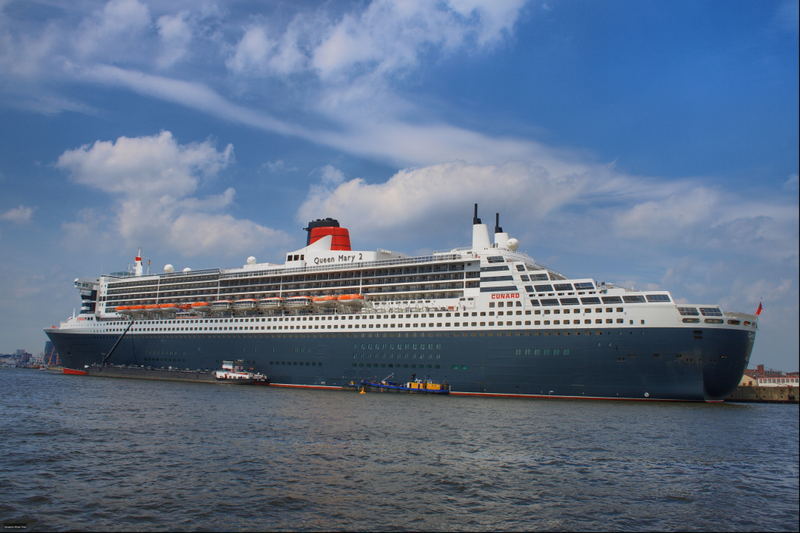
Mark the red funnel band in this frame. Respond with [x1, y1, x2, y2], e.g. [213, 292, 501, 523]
[309, 227, 351, 250]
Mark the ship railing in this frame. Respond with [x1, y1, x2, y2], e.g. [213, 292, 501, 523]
[104, 267, 221, 279]
[220, 253, 464, 280]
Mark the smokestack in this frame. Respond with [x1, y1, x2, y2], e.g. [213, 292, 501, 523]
[494, 213, 503, 234]
[473, 203, 481, 224]
[471, 204, 490, 249]
[494, 213, 509, 249]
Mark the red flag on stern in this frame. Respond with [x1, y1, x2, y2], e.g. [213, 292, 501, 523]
[755, 302, 763, 316]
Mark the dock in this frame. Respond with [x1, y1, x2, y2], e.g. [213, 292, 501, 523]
[726, 386, 798, 404]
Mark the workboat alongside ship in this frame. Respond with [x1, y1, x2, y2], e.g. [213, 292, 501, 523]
[45, 205, 757, 401]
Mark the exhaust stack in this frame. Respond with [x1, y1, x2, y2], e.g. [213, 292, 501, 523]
[471, 204, 491, 250]
[494, 213, 509, 248]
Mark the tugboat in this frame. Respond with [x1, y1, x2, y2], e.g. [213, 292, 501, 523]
[214, 360, 270, 385]
[351, 374, 450, 395]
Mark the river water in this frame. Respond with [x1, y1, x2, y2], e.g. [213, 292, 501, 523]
[0, 368, 797, 531]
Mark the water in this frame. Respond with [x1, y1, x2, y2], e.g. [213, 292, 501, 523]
[1, 368, 797, 532]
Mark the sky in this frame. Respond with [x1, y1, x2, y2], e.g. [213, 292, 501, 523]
[0, 0, 797, 370]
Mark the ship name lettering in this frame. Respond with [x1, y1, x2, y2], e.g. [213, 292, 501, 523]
[313, 253, 363, 265]
[491, 293, 520, 300]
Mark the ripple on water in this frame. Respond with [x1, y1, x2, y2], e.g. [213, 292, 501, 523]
[0, 369, 797, 532]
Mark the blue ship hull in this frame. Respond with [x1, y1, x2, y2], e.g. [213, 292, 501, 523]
[46, 326, 753, 401]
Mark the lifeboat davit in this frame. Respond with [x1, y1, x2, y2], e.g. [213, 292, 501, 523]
[128, 305, 146, 316]
[337, 294, 364, 310]
[284, 295, 312, 312]
[211, 300, 232, 313]
[258, 297, 283, 312]
[312, 295, 338, 311]
[233, 298, 257, 313]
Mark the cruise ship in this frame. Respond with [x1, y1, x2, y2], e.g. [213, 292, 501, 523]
[45, 205, 757, 401]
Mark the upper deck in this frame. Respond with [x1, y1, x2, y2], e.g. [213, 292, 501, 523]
[61, 206, 757, 336]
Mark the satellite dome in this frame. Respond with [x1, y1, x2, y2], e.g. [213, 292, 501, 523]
[163, 264, 174, 273]
[247, 256, 256, 264]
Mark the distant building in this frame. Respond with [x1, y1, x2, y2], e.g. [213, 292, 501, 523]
[739, 374, 758, 387]
[14, 349, 32, 367]
[740, 364, 799, 387]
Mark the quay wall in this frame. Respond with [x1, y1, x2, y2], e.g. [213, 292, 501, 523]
[727, 386, 798, 403]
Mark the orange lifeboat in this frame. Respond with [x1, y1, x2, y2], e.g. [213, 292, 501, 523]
[157, 303, 178, 315]
[337, 294, 364, 310]
[191, 302, 210, 313]
[312, 295, 338, 310]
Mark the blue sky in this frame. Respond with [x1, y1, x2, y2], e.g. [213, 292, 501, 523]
[0, 0, 797, 370]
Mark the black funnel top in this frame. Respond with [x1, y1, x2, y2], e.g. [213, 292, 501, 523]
[473, 203, 481, 224]
[495, 213, 503, 233]
[304, 218, 340, 245]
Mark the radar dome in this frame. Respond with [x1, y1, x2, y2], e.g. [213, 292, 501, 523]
[163, 264, 174, 273]
[247, 256, 256, 265]
[183, 267, 192, 272]
[506, 238, 519, 251]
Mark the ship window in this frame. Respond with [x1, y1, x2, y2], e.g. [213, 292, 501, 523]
[646, 294, 671, 302]
[529, 273, 549, 281]
[581, 297, 601, 305]
[487, 256, 505, 263]
[554, 283, 573, 291]
[560, 298, 579, 306]
[481, 265, 509, 272]
[622, 295, 646, 303]
[574, 282, 594, 290]
[699, 307, 723, 317]
[535, 284, 553, 292]
[678, 307, 699, 316]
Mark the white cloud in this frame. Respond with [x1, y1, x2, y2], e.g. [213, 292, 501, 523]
[57, 130, 232, 197]
[298, 160, 799, 265]
[0, 205, 35, 223]
[77, 64, 303, 137]
[0, 20, 59, 79]
[56, 131, 289, 257]
[318, 164, 345, 186]
[156, 11, 193, 69]
[74, 0, 152, 60]
[226, 25, 274, 74]
[448, 0, 527, 45]
[224, 0, 526, 82]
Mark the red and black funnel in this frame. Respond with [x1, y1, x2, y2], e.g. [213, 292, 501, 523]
[304, 218, 351, 251]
